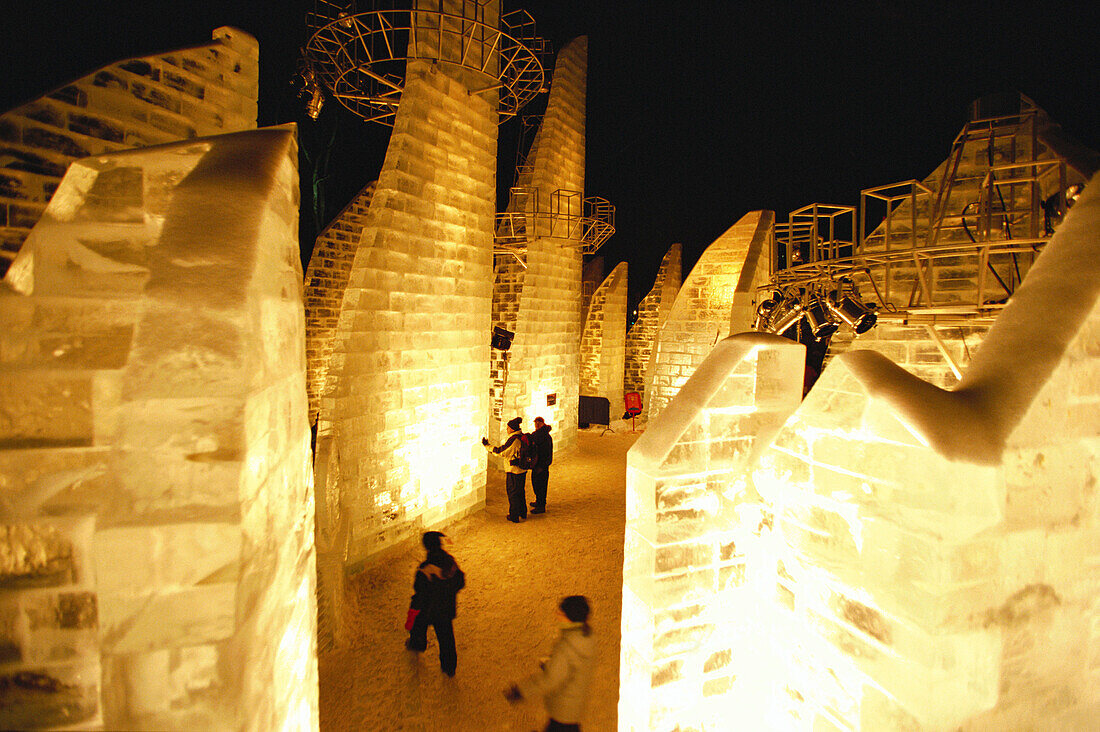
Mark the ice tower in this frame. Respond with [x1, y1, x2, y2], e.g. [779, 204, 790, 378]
[304, 2, 547, 625]
[491, 36, 606, 451]
[646, 211, 773, 422]
[0, 128, 317, 730]
[580, 261, 628, 420]
[0, 27, 259, 274]
[624, 243, 681, 412]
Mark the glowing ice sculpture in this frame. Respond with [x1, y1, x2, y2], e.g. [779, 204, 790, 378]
[748, 171, 1100, 729]
[580, 262, 628, 419]
[1, 127, 317, 730]
[317, 22, 499, 573]
[622, 172, 1100, 729]
[625, 243, 681, 411]
[491, 37, 588, 448]
[0, 27, 259, 274]
[646, 211, 773, 422]
[620, 333, 805, 731]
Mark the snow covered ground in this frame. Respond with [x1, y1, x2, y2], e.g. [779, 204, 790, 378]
[319, 429, 639, 730]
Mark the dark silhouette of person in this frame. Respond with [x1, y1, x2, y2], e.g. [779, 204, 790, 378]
[405, 531, 465, 676]
[483, 416, 529, 522]
[505, 595, 596, 731]
[529, 416, 554, 513]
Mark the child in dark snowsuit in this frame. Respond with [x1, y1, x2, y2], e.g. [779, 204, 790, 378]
[405, 531, 466, 676]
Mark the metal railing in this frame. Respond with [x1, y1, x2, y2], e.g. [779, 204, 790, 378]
[305, 3, 546, 125]
[494, 187, 615, 255]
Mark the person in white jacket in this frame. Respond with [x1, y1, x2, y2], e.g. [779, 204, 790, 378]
[505, 596, 596, 731]
[482, 416, 529, 522]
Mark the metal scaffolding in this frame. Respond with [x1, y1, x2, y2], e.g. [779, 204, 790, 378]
[758, 99, 1074, 327]
[304, 1, 547, 125]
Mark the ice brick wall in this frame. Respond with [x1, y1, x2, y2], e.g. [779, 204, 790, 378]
[620, 334, 805, 731]
[580, 262, 627, 418]
[625, 243, 681, 408]
[621, 172, 1100, 730]
[745, 172, 1100, 729]
[319, 55, 497, 566]
[304, 181, 376, 422]
[0, 128, 317, 730]
[826, 321, 987, 389]
[0, 27, 258, 273]
[490, 254, 524, 423]
[646, 211, 773, 422]
[493, 37, 587, 449]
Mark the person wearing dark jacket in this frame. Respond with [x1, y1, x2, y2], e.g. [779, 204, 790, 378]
[528, 417, 554, 514]
[405, 531, 465, 676]
[483, 416, 529, 522]
[505, 595, 596, 731]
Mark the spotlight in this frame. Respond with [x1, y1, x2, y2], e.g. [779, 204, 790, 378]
[828, 293, 877, 334]
[753, 298, 779, 331]
[1066, 183, 1083, 208]
[491, 326, 515, 351]
[767, 302, 803, 336]
[804, 298, 839, 339]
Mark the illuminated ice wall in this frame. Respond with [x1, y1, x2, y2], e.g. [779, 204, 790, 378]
[318, 53, 498, 566]
[625, 243, 681, 409]
[747, 172, 1100, 729]
[622, 173, 1100, 729]
[580, 261, 627, 418]
[492, 37, 587, 448]
[620, 334, 805, 731]
[645, 211, 773, 422]
[0, 128, 317, 730]
[304, 181, 376, 422]
[0, 27, 259, 273]
[826, 321, 986, 389]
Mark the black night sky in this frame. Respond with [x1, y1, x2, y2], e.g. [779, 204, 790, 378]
[3, 1, 1098, 310]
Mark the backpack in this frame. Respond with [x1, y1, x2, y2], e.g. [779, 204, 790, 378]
[510, 433, 536, 470]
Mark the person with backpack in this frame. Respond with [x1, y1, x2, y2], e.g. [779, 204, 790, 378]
[528, 416, 554, 514]
[405, 531, 465, 676]
[482, 416, 532, 522]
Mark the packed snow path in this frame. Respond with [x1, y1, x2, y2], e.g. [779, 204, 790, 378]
[319, 429, 639, 730]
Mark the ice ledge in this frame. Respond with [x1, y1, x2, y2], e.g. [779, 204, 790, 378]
[631, 332, 804, 472]
[838, 170, 1100, 465]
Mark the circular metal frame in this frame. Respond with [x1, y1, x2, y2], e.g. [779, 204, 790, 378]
[305, 6, 546, 126]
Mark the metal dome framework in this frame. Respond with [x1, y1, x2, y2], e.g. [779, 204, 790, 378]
[305, 1, 546, 126]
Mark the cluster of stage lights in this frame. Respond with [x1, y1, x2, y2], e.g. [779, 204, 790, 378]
[753, 283, 878, 340]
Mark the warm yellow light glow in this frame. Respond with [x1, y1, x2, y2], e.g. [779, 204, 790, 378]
[396, 401, 481, 517]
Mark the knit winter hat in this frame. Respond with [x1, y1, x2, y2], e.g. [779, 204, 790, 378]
[560, 595, 590, 623]
[507, 417, 522, 431]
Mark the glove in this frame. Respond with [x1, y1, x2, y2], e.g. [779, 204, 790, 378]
[404, 608, 420, 631]
[503, 684, 523, 704]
